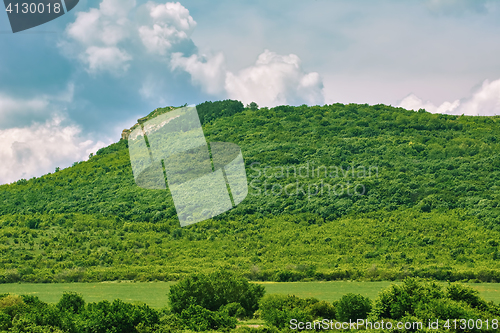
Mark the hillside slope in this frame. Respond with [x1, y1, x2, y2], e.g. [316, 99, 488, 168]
[0, 101, 500, 282]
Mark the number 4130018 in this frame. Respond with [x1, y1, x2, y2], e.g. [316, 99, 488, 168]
[6, 2, 62, 14]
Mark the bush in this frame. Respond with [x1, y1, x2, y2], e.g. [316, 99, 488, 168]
[371, 277, 443, 320]
[169, 270, 265, 317]
[57, 292, 85, 314]
[178, 304, 237, 331]
[446, 283, 488, 311]
[0, 294, 25, 318]
[82, 299, 159, 333]
[259, 294, 315, 329]
[307, 300, 336, 319]
[335, 293, 372, 322]
[221, 302, 247, 319]
[0, 311, 11, 331]
[414, 298, 481, 323]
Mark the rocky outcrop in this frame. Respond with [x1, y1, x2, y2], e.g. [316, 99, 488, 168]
[121, 129, 131, 141]
[120, 106, 177, 141]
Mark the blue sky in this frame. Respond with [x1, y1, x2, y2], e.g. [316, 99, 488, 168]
[1, 0, 500, 183]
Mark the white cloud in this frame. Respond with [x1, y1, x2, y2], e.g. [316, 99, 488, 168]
[0, 95, 49, 122]
[398, 93, 460, 114]
[398, 78, 500, 116]
[171, 49, 324, 106]
[0, 84, 109, 184]
[84, 46, 132, 74]
[0, 116, 107, 185]
[63, 0, 136, 74]
[138, 1, 196, 55]
[0, 84, 75, 128]
[459, 79, 500, 115]
[171, 52, 226, 95]
[225, 50, 324, 107]
[62, 0, 197, 74]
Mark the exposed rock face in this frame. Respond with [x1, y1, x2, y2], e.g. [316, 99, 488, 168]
[121, 129, 131, 141]
[120, 106, 176, 141]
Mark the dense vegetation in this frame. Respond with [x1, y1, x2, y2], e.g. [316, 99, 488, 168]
[0, 101, 499, 282]
[0, 272, 498, 332]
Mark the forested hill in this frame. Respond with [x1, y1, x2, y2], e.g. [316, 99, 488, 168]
[0, 100, 500, 283]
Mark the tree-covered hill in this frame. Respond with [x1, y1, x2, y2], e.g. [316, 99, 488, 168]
[0, 100, 500, 282]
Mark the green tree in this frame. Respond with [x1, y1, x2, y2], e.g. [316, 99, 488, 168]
[169, 270, 265, 317]
[57, 292, 85, 314]
[336, 293, 372, 322]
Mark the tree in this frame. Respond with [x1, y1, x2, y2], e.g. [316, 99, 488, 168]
[169, 270, 265, 317]
[248, 102, 258, 111]
[57, 292, 85, 314]
[178, 304, 236, 331]
[258, 294, 315, 328]
[336, 293, 372, 322]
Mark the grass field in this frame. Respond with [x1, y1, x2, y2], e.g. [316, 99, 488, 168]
[0, 281, 498, 309]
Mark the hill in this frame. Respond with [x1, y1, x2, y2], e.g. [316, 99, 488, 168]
[0, 101, 500, 283]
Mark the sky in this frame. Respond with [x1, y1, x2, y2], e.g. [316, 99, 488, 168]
[0, 0, 500, 184]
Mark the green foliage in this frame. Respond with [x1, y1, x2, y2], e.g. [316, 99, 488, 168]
[178, 304, 237, 331]
[335, 293, 372, 322]
[81, 299, 159, 333]
[369, 278, 498, 332]
[446, 282, 488, 311]
[169, 270, 265, 317]
[221, 302, 247, 319]
[307, 300, 336, 319]
[57, 292, 85, 314]
[371, 277, 443, 320]
[258, 294, 315, 328]
[0, 279, 497, 332]
[196, 99, 244, 124]
[247, 102, 259, 111]
[0, 102, 500, 282]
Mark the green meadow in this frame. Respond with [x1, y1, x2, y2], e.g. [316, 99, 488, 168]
[0, 281, 499, 309]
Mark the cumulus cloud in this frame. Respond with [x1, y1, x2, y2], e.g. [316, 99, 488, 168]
[62, 1, 323, 106]
[459, 79, 500, 115]
[225, 50, 324, 107]
[84, 46, 132, 73]
[0, 116, 107, 184]
[63, 0, 135, 74]
[0, 84, 109, 184]
[138, 1, 196, 55]
[398, 93, 460, 114]
[170, 52, 226, 95]
[0, 84, 75, 129]
[398, 78, 500, 116]
[62, 0, 196, 74]
[172, 49, 324, 107]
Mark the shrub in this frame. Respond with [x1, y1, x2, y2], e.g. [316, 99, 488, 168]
[371, 277, 443, 320]
[0, 294, 24, 309]
[169, 270, 265, 317]
[414, 298, 481, 323]
[0, 312, 11, 331]
[446, 283, 488, 311]
[307, 300, 336, 319]
[336, 293, 372, 322]
[178, 304, 237, 331]
[57, 292, 85, 314]
[221, 302, 247, 319]
[259, 294, 315, 329]
[82, 299, 159, 333]
[0, 294, 25, 318]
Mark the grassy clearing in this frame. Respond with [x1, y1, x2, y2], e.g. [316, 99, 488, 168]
[0, 281, 174, 309]
[0, 281, 498, 309]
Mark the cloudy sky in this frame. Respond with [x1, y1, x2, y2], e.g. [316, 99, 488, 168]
[0, 0, 500, 184]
